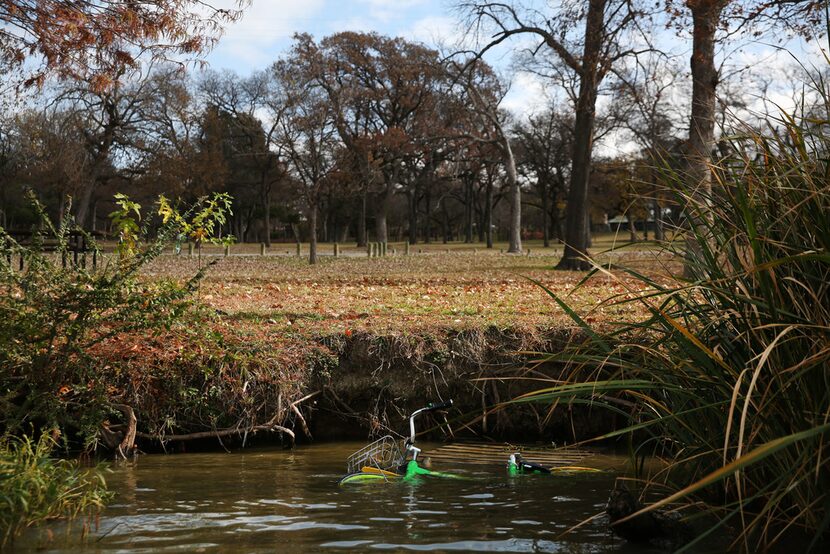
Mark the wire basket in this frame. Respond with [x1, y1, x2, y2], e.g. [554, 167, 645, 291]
[346, 435, 404, 474]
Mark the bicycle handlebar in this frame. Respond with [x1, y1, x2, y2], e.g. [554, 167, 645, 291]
[407, 399, 453, 449]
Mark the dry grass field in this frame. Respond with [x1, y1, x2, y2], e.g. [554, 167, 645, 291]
[142, 237, 677, 338]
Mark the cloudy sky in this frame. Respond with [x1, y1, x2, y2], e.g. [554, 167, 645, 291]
[203, 0, 826, 155]
[204, 0, 554, 116]
[207, 0, 458, 70]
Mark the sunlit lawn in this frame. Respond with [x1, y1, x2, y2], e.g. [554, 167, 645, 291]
[142, 235, 678, 336]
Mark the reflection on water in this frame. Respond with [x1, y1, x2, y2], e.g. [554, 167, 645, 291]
[17, 443, 685, 553]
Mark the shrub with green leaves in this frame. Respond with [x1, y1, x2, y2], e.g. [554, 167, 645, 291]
[521, 69, 830, 550]
[0, 193, 229, 446]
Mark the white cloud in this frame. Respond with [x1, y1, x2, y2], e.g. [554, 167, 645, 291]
[403, 15, 460, 48]
[501, 71, 549, 122]
[360, 0, 426, 23]
[207, 0, 326, 69]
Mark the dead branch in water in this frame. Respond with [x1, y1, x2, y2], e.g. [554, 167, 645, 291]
[289, 390, 319, 439]
[135, 414, 297, 445]
[114, 404, 137, 460]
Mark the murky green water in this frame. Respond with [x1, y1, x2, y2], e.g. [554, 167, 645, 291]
[17, 444, 692, 552]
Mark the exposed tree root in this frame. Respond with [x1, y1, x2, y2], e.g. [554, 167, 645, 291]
[114, 404, 137, 460]
[135, 420, 296, 445]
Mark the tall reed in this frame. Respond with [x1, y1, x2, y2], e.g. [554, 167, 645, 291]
[0, 434, 112, 545]
[521, 66, 830, 550]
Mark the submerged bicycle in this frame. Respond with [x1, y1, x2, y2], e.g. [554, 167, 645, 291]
[339, 400, 463, 484]
[338, 399, 604, 485]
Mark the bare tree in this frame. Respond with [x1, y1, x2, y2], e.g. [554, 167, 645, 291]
[272, 58, 340, 264]
[613, 53, 684, 240]
[676, 0, 823, 276]
[447, 59, 522, 252]
[513, 106, 573, 247]
[199, 70, 287, 245]
[49, 68, 161, 228]
[458, 0, 650, 269]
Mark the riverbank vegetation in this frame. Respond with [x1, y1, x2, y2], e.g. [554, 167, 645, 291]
[88, 240, 665, 443]
[0, 435, 111, 545]
[1, 0, 828, 550]
[1, 195, 658, 452]
[517, 77, 830, 550]
[0, 193, 310, 540]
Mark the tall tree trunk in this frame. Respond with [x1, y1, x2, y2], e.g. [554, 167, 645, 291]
[375, 171, 395, 244]
[408, 188, 418, 244]
[308, 200, 318, 265]
[465, 179, 474, 243]
[442, 196, 450, 244]
[74, 179, 97, 230]
[357, 188, 367, 246]
[477, 209, 486, 243]
[653, 198, 664, 241]
[424, 187, 432, 244]
[540, 180, 550, 248]
[76, 110, 116, 230]
[263, 190, 272, 247]
[628, 214, 638, 242]
[555, 0, 605, 270]
[375, 193, 388, 244]
[504, 142, 522, 253]
[684, 0, 725, 278]
[485, 177, 494, 249]
[551, 171, 565, 241]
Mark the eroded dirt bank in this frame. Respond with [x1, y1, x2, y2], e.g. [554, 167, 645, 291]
[103, 250, 665, 452]
[97, 321, 622, 452]
[305, 326, 618, 443]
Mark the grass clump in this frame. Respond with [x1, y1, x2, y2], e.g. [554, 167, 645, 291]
[521, 68, 830, 550]
[0, 434, 112, 545]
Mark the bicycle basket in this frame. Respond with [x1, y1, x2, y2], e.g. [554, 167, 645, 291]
[346, 435, 404, 474]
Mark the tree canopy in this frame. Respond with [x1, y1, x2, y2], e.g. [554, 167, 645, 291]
[0, 0, 246, 89]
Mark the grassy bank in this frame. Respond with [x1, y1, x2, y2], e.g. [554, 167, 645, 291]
[2, 209, 668, 455]
[88, 247, 667, 445]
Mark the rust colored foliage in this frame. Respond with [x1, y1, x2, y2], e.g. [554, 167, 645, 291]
[0, 1, 247, 90]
